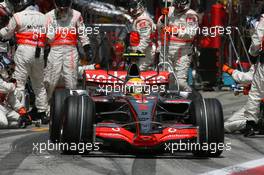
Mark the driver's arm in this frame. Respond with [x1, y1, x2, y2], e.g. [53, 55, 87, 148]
[76, 12, 90, 47]
[76, 12, 93, 60]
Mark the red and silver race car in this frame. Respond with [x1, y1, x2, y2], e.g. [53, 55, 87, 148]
[49, 54, 224, 157]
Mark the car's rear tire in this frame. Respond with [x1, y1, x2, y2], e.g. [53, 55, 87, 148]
[191, 98, 224, 157]
[61, 95, 95, 153]
[49, 89, 70, 143]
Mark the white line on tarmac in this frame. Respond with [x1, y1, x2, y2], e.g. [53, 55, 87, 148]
[200, 157, 264, 175]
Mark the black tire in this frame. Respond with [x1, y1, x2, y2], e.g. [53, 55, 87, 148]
[190, 98, 224, 157]
[49, 89, 70, 143]
[259, 101, 264, 134]
[82, 73, 87, 90]
[188, 89, 203, 101]
[61, 95, 95, 153]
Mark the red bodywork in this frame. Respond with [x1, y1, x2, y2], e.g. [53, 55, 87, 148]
[96, 125, 198, 147]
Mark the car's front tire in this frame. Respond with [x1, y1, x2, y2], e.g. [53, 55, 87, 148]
[191, 98, 224, 157]
[61, 95, 95, 153]
[49, 89, 70, 143]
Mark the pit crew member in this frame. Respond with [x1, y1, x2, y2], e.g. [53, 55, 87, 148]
[127, 0, 156, 71]
[45, 0, 92, 100]
[222, 64, 256, 133]
[157, 0, 198, 91]
[0, 0, 49, 124]
[0, 57, 31, 128]
[242, 13, 264, 136]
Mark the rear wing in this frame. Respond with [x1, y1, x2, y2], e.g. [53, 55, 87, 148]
[84, 70, 170, 85]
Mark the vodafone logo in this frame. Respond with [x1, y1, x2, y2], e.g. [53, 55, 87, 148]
[112, 128, 121, 132]
[168, 128, 177, 133]
[86, 71, 126, 83]
[85, 70, 168, 84]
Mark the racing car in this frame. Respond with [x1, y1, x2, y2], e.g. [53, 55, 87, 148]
[49, 53, 224, 157]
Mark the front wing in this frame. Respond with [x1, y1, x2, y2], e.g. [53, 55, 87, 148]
[96, 124, 198, 148]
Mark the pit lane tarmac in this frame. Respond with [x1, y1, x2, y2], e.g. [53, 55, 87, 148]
[0, 92, 263, 175]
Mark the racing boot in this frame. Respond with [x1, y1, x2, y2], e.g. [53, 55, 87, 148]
[18, 115, 32, 129]
[257, 118, 264, 135]
[259, 100, 264, 134]
[243, 121, 258, 137]
[17, 107, 32, 128]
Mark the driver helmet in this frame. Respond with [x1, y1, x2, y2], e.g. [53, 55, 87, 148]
[0, 4, 10, 28]
[35, 0, 54, 13]
[128, 0, 145, 18]
[9, 0, 34, 12]
[125, 77, 146, 95]
[54, 0, 72, 21]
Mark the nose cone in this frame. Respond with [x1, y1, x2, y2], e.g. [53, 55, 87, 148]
[133, 135, 158, 147]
